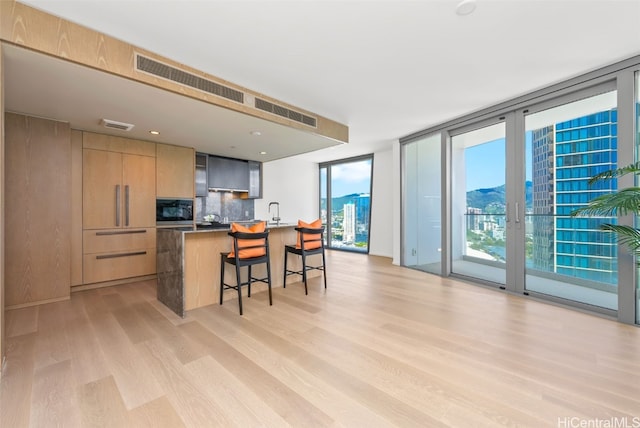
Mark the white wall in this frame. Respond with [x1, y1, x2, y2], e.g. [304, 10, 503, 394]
[369, 147, 394, 259]
[256, 157, 319, 225]
[260, 144, 398, 260]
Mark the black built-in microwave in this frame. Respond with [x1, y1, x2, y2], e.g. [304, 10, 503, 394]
[156, 199, 194, 225]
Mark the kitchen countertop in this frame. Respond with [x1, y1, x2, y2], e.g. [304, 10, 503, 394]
[166, 222, 295, 234]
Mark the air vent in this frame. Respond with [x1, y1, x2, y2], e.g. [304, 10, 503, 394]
[135, 54, 244, 104]
[255, 98, 317, 128]
[101, 118, 134, 131]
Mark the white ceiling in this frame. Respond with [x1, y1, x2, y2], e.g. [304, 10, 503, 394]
[6, 0, 640, 163]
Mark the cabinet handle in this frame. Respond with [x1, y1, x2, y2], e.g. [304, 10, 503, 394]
[95, 229, 147, 236]
[115, 185, 121, 226]
[96, 251, 147, 260]
[125, 185, 130, 227]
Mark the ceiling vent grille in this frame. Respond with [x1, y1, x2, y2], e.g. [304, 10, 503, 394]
[255, 98, 317, 128]
[101, 118, 134, 131]
[135, 54, 244, 104]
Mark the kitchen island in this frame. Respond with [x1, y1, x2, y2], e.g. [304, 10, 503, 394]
[157, 223, 318, 317]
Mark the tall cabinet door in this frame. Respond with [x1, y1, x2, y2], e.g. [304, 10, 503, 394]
[123, 153, 156, 228]
[5, 113, 71, 306]
[83, 149, 123, 229]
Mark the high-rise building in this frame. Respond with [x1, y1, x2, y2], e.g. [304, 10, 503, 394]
[343, 203, 355, 243]
[466, 207, 483, 231]
[531, 109, 618, 284]
[531, 125, 555, 272]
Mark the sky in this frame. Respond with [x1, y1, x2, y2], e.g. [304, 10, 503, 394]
[465, 133, 533, 191]
[321, 159, 372, 198]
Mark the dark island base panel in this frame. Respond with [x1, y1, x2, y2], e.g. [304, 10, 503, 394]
[157, 229, 186, 317]
[157, 272, 185, 317]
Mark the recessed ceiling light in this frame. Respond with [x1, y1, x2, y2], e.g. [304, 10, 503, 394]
[250, 130, 262, 136]
[260, 151, 267, 155]
[456, 0, 476, 16]
[149, 130, 160, 135]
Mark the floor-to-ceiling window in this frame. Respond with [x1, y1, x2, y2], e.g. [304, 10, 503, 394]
[402, 133, 441, 274]
[401, 56, 640, 324]
[319, 155, 373, 253]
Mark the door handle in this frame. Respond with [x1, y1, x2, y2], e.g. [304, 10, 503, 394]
[96, 250, 147, 260]
[115, 185, 121, 226]
[515, 202, 521, 223]
[96, 229, 146, 236]
[125, 185, 130, 226]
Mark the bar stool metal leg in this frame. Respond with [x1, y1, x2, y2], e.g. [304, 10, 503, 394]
[322, 249, 327, 289]
[283, 250, 288, 289]
[266, 258, 273, 305]
[235, 260, 243, 315]
[301, 251, 308, 295]
[219, 253, 226, 305]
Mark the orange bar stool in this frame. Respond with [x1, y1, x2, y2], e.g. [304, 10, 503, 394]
[283, 221, 327, 295]
[219, 222, 272, 315]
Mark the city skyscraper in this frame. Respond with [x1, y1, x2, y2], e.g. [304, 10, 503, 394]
[343, 203, 355, 243]
[531, 125, 555, 273]
[531, 108, 618, 284]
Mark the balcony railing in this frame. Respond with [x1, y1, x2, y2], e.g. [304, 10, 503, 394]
[462, 213, 618, 287]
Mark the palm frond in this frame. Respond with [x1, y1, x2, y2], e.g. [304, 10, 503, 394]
[571, 187, 640, 217]
[600, 224, 640, 254]
[587, 161, 640, 185]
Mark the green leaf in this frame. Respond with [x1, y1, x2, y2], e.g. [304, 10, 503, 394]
[587, 161, 640, 185]
[571, 187, 640, 217]
[600, 224, 640, 254]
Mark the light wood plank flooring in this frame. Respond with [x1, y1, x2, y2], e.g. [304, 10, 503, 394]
[1, 251, 640, 427]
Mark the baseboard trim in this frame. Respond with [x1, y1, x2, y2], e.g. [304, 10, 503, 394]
[71, 275, 157, 293]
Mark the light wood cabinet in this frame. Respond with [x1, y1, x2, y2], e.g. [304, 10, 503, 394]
[82, 132, 157, 285]
[82, 228, 156, 284]
[83, 149, 156, 229]
[5, 113, 71, 307]
[156, 143, 195, 199]
[83, 149, 123, 229]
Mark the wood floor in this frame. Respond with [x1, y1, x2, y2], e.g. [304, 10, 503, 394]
[1, 251, 640, 427]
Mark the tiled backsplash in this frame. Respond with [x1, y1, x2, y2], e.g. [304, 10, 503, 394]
[195, 192, 255, 222]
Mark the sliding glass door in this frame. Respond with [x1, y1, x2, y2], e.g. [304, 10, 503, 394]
[450, 121, 507, 285]
[523, 87, 618, 310]
[445, 85, 620, 310]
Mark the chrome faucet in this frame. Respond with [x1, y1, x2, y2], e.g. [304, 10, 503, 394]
[268, 201, 281, 225]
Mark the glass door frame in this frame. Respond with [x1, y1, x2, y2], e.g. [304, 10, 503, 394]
[517, 82, 620, 315]
[446, 115, 512, 288]
[617, 66, 639, 324]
